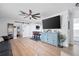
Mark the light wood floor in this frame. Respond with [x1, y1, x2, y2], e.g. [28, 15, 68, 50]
[9, 38, 61, 56]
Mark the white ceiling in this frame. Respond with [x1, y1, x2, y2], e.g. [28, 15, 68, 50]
[0, 3, 79, 23]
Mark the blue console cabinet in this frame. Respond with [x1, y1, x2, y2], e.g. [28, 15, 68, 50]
[40, 31, 59, 46]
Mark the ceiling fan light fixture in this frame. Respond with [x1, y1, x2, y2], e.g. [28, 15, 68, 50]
[19, 9, 40, 20]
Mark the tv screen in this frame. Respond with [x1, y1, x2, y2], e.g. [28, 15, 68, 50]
[36, 25, 40, 29]
[42, 15, 61, 29]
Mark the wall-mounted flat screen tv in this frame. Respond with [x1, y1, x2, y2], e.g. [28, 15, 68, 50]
[42, 15, 61, 29]
[36, 25, 40, 29]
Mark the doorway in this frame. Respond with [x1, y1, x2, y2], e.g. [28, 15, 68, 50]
[7, 23, 14, 39]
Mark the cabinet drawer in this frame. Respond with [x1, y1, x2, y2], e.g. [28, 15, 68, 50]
[47, 38, 53, 45]
[53, 40, 58, 46]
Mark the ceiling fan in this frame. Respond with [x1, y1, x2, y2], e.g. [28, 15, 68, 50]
[19, 9, 40, 20]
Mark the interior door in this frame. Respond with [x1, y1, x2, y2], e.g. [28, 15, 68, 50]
[22, 24, 30, 37]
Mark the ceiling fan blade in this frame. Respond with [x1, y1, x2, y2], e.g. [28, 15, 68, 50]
[19, 14, 29, 18]
[32, 13, 40, 19]
[20, 11, 26, 14]
[19, 14, 26, 16]
[20, 11, 29, 15]
[32, 15, 40, 20]
[32, 15, 40, 18]
[32, 16, 37, 19]
[33, 13, 40, 16]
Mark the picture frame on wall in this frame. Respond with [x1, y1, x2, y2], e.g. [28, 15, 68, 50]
[36, 25, 40, 30]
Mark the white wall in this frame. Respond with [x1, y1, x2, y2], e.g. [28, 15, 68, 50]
[0, 19, 11, 36]
[60, 11, 69, 47]
[0, 20, 7, 36]
[68, 11, 73, 45]
[22, 23, 43, 37]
